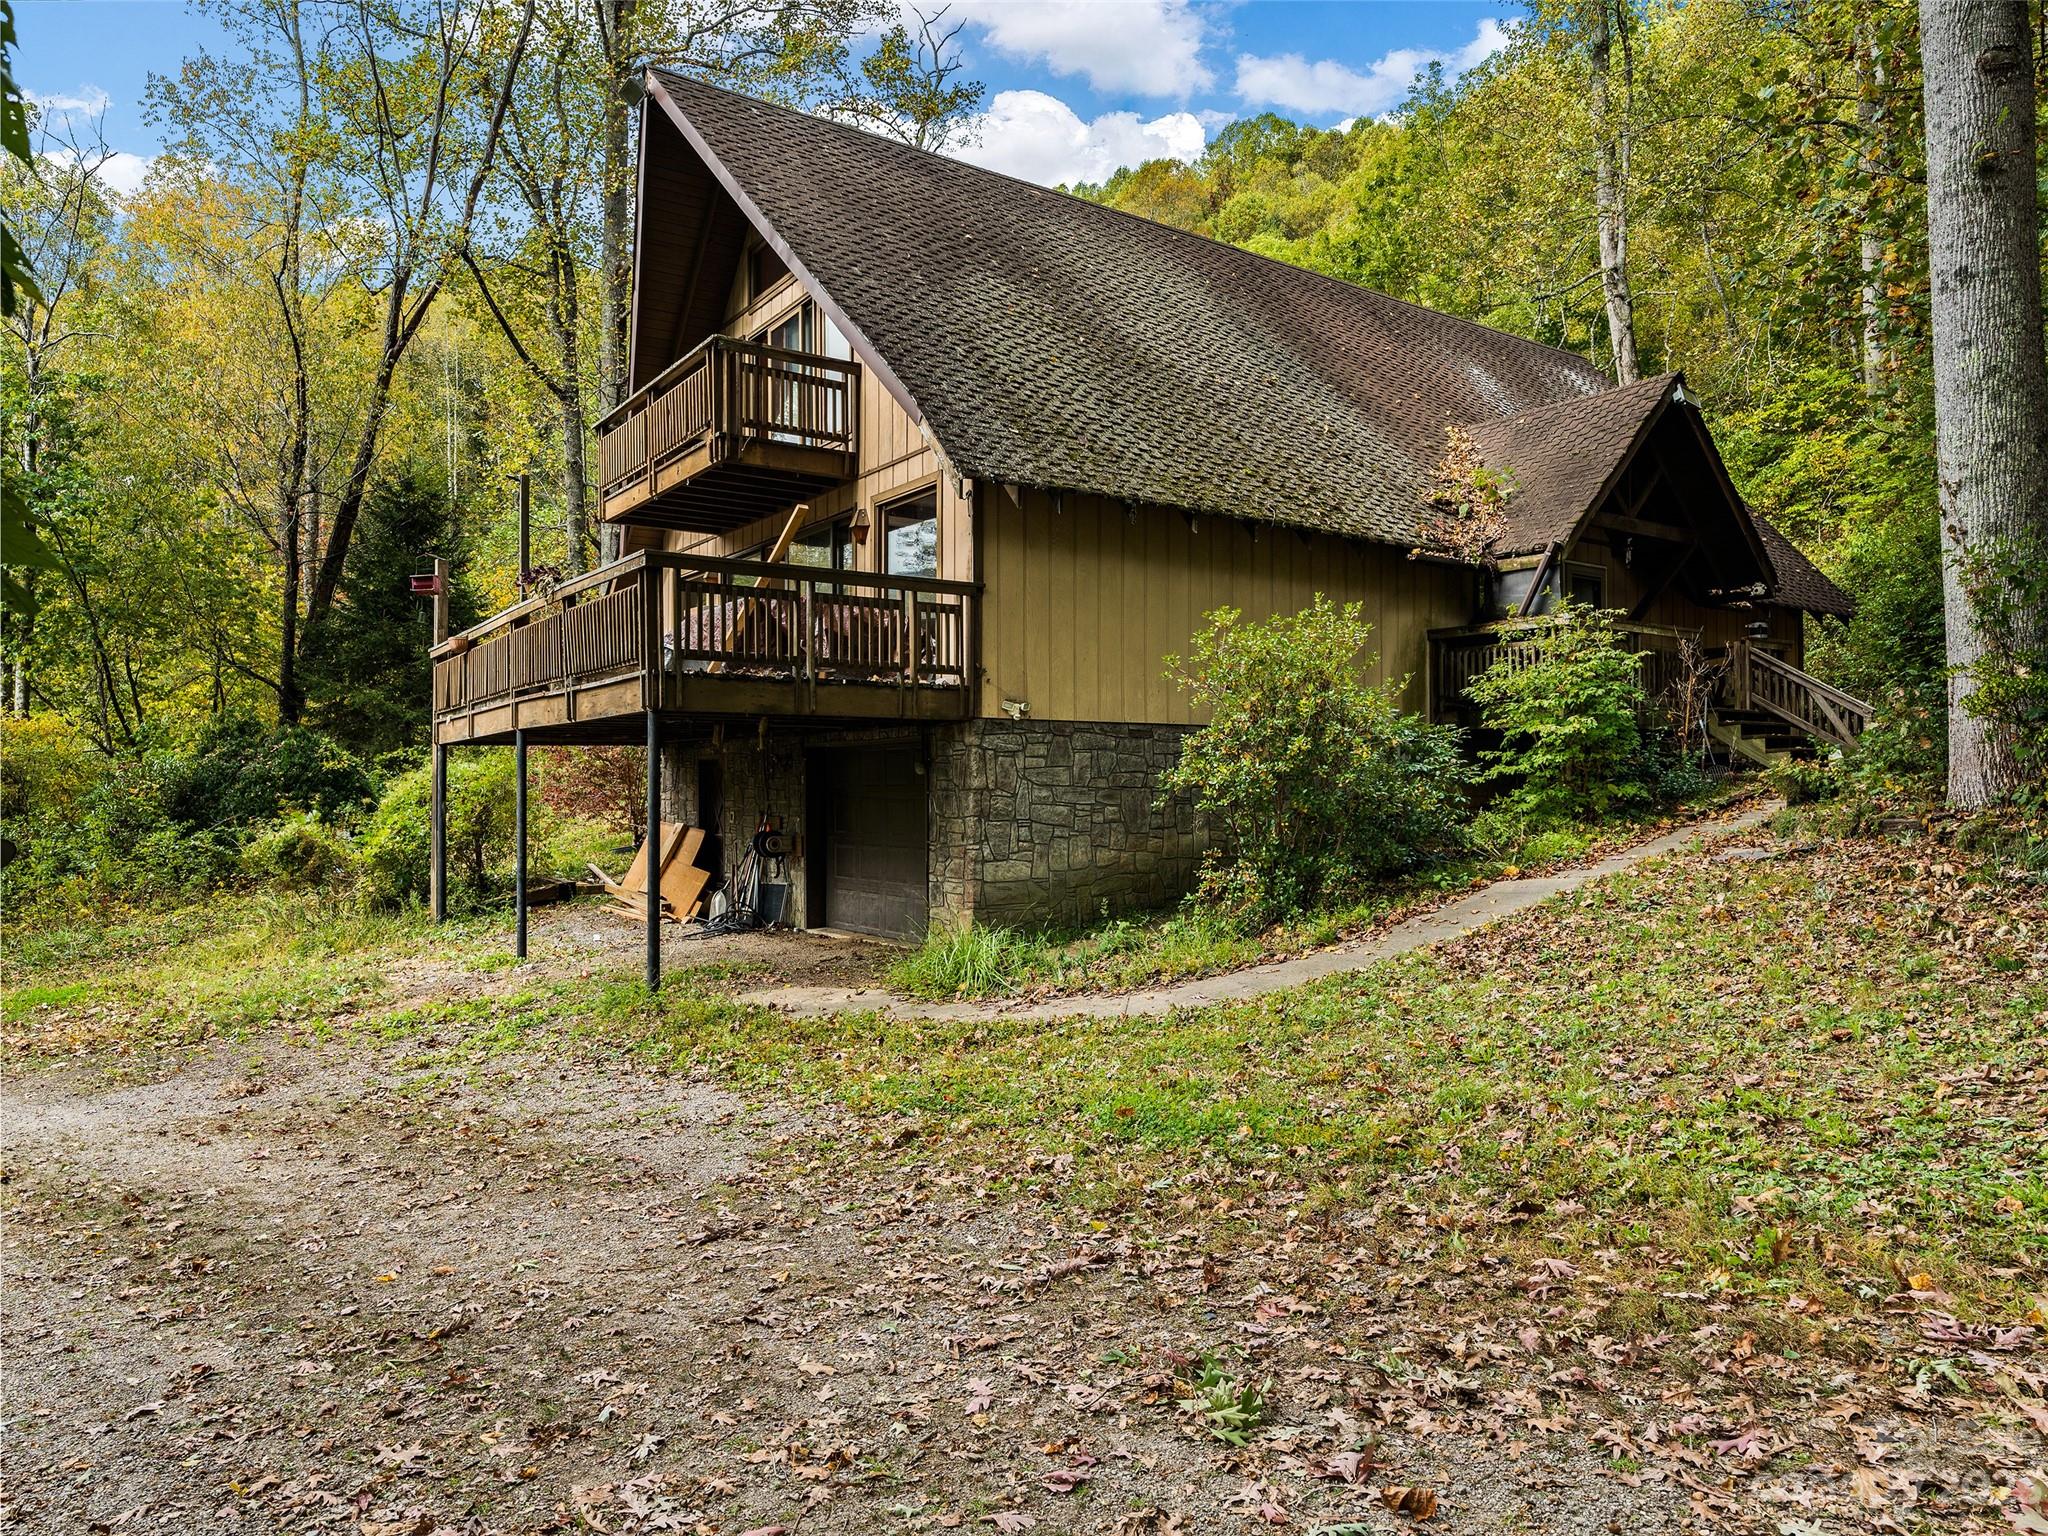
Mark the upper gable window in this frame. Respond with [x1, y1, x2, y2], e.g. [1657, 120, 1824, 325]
[749, 244, 788, 303]
[758, 299, 852, 361]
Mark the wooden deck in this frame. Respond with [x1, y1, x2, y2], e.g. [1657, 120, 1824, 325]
[1427, 619, 1708, 723]
[1427, 619, 1873, 754]
[596, 336, 859, 533]
[431, 552, 977, 745]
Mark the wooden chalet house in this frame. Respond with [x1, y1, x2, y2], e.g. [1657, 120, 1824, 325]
[429, 72, 1862, 964]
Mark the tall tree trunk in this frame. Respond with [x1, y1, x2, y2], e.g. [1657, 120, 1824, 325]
[551, 236, 591, 574]
[559, 381, 591, 575]
[1919, 0, 2048, 809]
[1855, 24, 1888, 396]
[597, 0, 637, 417]
[1587, 0, 1639, 385]
[280, 512, 303, 722]
[596, 0, 638, 568]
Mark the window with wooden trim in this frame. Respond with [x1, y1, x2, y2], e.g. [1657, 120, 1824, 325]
[1564, 561, 1606, 609]
[881, 488, 938, 578]
[789, 516, 859, 591]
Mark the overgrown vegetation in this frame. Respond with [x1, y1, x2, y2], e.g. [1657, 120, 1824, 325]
[0, 709, 624, 922]
[1160, 597, 1469, 928]
[884, 811, 1670, 1002]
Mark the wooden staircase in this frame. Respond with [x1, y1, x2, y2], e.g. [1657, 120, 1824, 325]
[1707, 641, 1874, 766]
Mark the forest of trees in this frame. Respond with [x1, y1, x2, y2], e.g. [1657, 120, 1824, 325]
[1, 0, 2041, 819]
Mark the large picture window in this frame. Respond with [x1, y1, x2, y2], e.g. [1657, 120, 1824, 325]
[882, 489, 938, 578]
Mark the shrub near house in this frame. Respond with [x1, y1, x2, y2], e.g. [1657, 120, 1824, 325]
[1161, 597, 1470, 927]
[1464, 604, 1667, 827]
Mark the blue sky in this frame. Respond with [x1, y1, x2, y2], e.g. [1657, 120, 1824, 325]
[17, 0, 1512, 191]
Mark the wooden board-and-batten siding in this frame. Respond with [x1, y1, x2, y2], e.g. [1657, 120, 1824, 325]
[977, 486, 1474, 726]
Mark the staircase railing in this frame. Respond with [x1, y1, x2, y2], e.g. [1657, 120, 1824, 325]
[1721, 640, 1872, 748]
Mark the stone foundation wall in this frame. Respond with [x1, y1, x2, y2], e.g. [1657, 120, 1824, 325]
[647, 719, 1203, 936]
[928, 719, 1204, 930]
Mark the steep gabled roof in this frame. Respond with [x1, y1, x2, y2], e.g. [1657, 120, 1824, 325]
[641, 73, 1852, 617]
[646, 70, 1608, 546]
[1466, 373, 1678, 555]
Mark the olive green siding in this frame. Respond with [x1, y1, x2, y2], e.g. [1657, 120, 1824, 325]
[975, 485, 1474, 725]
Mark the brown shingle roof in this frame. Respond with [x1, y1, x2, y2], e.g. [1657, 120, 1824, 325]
[1465, 373, 1678, 554]
[648, 74, 1853, 618]
[649, 71, 1609, 546]
[1752, 513, 1854, 618]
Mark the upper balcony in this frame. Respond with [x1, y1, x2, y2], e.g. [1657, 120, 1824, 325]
[596, 335, 859, 532]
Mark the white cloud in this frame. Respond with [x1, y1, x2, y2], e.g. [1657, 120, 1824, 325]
[45, 146, 154, 197]
[1234, 18, 1510, 120]
[26, 85, 112, 116]
[953, 88, 1208, 186]
[946, 0, 1213, 97]
[93, 151, 153, 196]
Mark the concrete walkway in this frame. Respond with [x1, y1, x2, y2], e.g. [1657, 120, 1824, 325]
[740, 801, 1781, 1022]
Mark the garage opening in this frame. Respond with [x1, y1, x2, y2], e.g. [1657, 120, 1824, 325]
[807, 746, 928, 940]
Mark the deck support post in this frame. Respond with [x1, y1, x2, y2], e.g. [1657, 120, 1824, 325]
[429, 743, 448, 923]
[645, 708, 661, 992]
[513, 729, 528, 959]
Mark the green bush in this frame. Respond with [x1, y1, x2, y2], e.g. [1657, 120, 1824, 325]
[0, 713, 378, 913]
[361, 753, 517, 909]
[1764, 755, 1843, 806]
[157, 713, 377, 831]
[241, 813, 361, 892]
[0, 714, 105, 835]
[1465, 605, 1651, 827]
[1161, 597, 1471, 927]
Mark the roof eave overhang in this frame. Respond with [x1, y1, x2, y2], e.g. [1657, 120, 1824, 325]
[642, 71, 935, 446]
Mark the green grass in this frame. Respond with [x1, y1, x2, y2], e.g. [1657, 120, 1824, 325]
[883, 807, 1690, 1001]
[0, 891, 469, 1056]
[601, 839, 2048, 1315]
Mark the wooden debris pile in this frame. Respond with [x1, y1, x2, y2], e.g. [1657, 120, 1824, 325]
[589, 824, 711, 925]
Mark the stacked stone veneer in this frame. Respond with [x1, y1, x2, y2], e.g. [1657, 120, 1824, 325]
[927, 719, 1204, 930]
[657, 718, 1205, 935]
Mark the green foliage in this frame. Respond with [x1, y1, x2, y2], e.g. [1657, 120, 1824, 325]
[1175, 1358, 1271, 1446]
[0, 0, 41, 323]
[1161, 598, 1470, 926]
[299, 472, 478, 757]
[0, 713, 102, 839]
[157, 713, 377, 831]
[1764, 756, 1844, 807]
[889, 923, 1044, 1000]
[1719, 368, 1946, 782]
[360, 753, 516, 910]
[241, 812, 361, 892]
[1464, 606, 1651, 826]
[2, 714, 374, 911]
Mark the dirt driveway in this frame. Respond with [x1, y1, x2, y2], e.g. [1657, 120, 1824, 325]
[1, 1028, 1810, 1536]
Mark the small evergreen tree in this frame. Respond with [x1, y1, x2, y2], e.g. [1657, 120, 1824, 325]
[1464, 604, 1650, 827]
[300, 473, 478, 759]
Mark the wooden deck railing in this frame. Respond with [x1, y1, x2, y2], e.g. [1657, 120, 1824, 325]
[596, 336, 858, 505]
[1428, 618, 1702, 721]
[431, 551, 976, 724]
[1720, 639, 1872, 748]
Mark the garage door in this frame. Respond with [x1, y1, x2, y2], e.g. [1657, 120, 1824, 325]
[814, 747, 927, 940]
